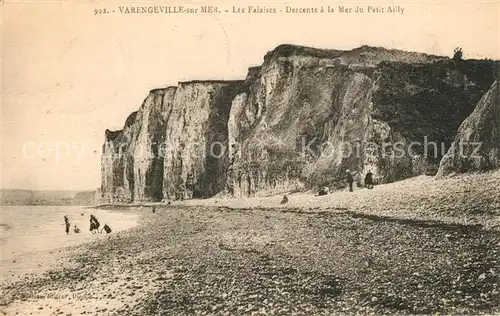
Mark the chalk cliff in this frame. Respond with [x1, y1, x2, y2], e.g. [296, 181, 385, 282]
[225, 45, 497, 196]
[437, 80, 500, 177]
[101, 44, 499, 202]
[101, 88, 176, 202]
[162, 81, 245, 200]
[133, 87, 176, 201]
[100, 111, 138, 202]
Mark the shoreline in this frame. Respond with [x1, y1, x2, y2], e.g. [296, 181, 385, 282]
[96, 171, 500, 230]
[2, 204, 498, 315]
[0, 207, 142, 287]
[1, 171, 499, 315]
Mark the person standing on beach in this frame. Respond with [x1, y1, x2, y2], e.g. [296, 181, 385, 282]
[346, 169, 354, 192]
[64, 216, 70, 235]
[364, 171, 374, 189]
[89, 214, 101, 234]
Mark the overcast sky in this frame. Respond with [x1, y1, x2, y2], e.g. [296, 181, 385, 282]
[2, 0, 499, 190]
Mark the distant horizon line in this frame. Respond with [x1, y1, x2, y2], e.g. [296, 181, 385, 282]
[0, 188, 97, 192]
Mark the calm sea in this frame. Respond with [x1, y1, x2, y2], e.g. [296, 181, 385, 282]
[1, 206, 139, 282]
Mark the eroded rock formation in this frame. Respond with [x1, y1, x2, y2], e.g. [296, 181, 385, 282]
[133, 87, 176, 202]
[101, 112, 138, 202]
[101, 44, 499, 202]
[162, 81, 245, 200]
[437, 80, 500, 177]
[225, 45, 497, 197]
[101, 88, 176, 202]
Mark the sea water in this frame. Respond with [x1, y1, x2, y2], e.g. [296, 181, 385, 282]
[0, 206, 139, 283]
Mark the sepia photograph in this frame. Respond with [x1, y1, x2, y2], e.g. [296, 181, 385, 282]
[1, 0, 499, 315]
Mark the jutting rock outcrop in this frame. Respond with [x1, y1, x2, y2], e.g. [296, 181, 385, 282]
[101, 111, 138, 202]
[101, 44, 499, 202]
[101, 87, 176, 203]
[437, 80, 500, 177]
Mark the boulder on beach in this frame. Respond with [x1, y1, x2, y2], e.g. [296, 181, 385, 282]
[317, 187, 329, 196]
[280, 195, 289, 204]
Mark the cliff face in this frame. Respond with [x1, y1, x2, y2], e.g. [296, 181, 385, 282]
[100, 88, 176, 202]
[133, 87, 176, 202]
[437, 80, 500, 177]
[100, 111, 138, 202]
[162, 81, 245, 200]
[226, 45, 497, 197]
[101, 44, 498, 202]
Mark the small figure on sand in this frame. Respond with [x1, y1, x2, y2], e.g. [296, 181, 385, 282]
[280, 195, 289, 204]
[364, 171, 374, 189]
[101, 224, 112, 234]
[64, 216, 70, 235]
[317, 186, 329, 196]
[152, 206, 156, 213]
[74, 225, 81, 234]
[89, 214, 100, 234]
[346, 169, 354, 192]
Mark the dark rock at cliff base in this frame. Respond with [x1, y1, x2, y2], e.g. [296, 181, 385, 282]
[280, 195, 289, 204]
[437, 80, 500, 178]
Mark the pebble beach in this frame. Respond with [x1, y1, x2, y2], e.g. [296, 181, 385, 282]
[1, 171, 499, 315]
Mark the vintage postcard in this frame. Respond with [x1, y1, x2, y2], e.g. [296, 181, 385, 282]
[1, 0, 499, 315]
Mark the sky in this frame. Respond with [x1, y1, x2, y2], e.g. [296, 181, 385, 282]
[1, 0, 499, 190]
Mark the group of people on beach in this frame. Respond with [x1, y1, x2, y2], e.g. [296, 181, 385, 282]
[345, 169, 374, 192]
[63, 214, 112, 235]
[316, 169, 375, 196]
